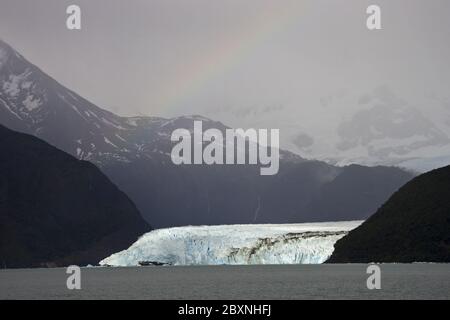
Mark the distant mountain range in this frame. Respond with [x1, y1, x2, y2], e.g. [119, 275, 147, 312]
[0, 39, 414, 228]
[228, 85, 450, 173]
[0, 124, 150, 268]
[328, 165, 450, 263]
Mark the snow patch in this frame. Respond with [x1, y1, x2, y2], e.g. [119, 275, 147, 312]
[103, 136, 118, 148]
[22, 95, 41, 111]
[101, 117, 127, 130]
[3, 74, 22, 97]
[0, 97, 22, 120]
[115, 134, 127, 142]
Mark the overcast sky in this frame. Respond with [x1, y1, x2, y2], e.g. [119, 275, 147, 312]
[1, 0, 450, 160]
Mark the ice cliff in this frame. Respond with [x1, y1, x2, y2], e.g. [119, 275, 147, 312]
[100, 221, 362, 266]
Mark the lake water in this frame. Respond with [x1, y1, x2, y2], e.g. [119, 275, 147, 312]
[0, 264, 449, 300]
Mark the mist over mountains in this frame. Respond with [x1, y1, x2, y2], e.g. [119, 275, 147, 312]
[3, 0, 450, 174]
[211, 85, 450, 173]
[0, 40, 413, 228]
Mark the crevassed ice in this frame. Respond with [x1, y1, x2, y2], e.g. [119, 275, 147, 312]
[100, 221, 362, 266]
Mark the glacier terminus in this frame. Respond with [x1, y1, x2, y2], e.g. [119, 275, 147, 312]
[100, 221, 362, 266]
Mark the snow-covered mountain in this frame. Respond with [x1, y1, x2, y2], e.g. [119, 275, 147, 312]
[0, 39, 301, 167]
[321, 86, 450, 172]
[238, 86, 450, 173]
[0, 39, 413, 228]
[100, 221, 362, 266]
[206, 85, 450, 173]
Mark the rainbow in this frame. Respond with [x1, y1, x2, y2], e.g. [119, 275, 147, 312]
[152, 1, 306, 113]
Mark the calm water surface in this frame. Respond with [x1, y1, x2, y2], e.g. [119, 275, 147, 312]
[0, 264, 449, 300]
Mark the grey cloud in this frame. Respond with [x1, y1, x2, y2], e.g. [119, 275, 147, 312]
[1, 0, 450, 165]
[292, 133, 314, 150]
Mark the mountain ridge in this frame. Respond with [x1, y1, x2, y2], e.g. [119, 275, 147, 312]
[0, 39, 414, 228]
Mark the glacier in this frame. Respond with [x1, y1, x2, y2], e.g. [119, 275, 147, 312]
[100, 221, 362, 266]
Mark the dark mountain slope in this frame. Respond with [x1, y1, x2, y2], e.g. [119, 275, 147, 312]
[306, 164, 413, 222]
[0, 39, 414, 227]
[328, 165, 450, 263]
[0, 125, 150, 268]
